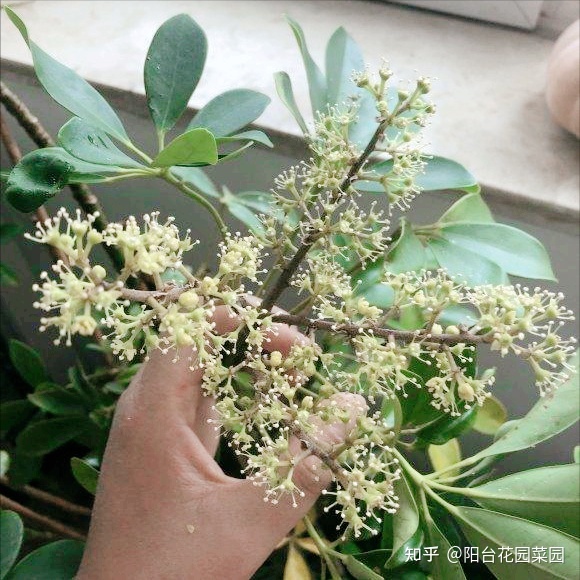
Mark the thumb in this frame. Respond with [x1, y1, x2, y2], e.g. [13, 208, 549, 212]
[220, 392, 367, 572]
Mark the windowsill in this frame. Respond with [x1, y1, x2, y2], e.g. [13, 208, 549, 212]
[1, 0, 578, 217]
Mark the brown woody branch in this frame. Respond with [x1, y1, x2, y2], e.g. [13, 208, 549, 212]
[0, 494, 87, 541]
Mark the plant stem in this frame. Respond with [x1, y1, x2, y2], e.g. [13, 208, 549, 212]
[0, 476, 91, 517]
[0, 494, 87, 540]
[0, 80, 125, 272]
[303, 515, 344, 580]
[163, 171, 227, 239]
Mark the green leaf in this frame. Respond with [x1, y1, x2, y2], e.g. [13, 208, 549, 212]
[426, 520, 467, 580]
[357, 156, 479, 194]
[440, 192, 494, 224]
[234, 191, 277, 215]
[441, 223, 556, 280]
[169, 167, 219, 198]
[344, 555, 383, 580]
[70, 457, 99, 495]
[5, 539, 84, 580]
[473, 396, 507, 435]
[227, 202, 264, 234]
[381, 396, 402, 435]
[28, 387, 87, 416]
[0, 224, 23, 244]
[466, 464, 579, 536]
[6, 8, 128, 143]
[188, 89, 270, 137]
[428, 439, 461, 478]
[440, 223, 556, 281]
[274, 71, 308, 134]
[474, 351, 579, 459]
[144, 14, 206, 134]
[325, 27, 364, 105]
[454, 507, 578, 580]
[58, 118, 143, 168]
[9, 340, 48, 388]
[6, 148, 124, 212]
[285, 15, 327, 115]
[152, 128, 217, 167]
[0, 400, 35, 436]
[217, 130, 273, 148]
[417, 406, 477, 446]
[0, 264, 18, 287]
[386, 475, 420, 567]
[386, 220, 426, 274]
[427, 237, 508, 286]
[16, 417, 92, 456]
[0, 511, 23, 579]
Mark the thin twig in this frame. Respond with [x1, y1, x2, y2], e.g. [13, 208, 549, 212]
[0, 80, 125, 272]
[0, 476, 92, 517]
[0, 494, 87, 541]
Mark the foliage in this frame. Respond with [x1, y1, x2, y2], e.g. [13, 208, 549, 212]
[1, 8, 578, 580]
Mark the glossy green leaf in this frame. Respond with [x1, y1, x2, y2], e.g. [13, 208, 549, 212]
[386, 220, 426, 274]
[6, 148, 123, 212]
[473, 396, 507, 435]
[217, 130, 273, 148]
[344, 555, 383, 580]
[0, 264, 18, 287]
[6, 539, 84, 580]
[428, 237, 508, 286]
[144, 14, 206, 134]
[152, 128, 217, 167]
[6, 8, 128, 143]
[274, 71, 308, 134]
[466, 464, 579, 536]
[440, 192, 494, 224]
[285, 15, 327, 115]
[386, 476, 420, 567]
[426, 520, 467, 580]
[169, 167, 219, 198]
[357, 156, 479, 194]
[58, 118, 143, 168]
[9, 339, 48, 388]
[28, 387, 86, 416]
[16, 417, 92, 456]
[0, 511, 23, 579]
[418, 406, 477, 446]
[188, 89, 270, 137]
[428, 439, 461, 477]
[70, 457, 99, 495]
[475, 351, 579, 459]
[455, 507, 578, 580]
[440, 223, 555, 281]
[0, 400, 35, 437]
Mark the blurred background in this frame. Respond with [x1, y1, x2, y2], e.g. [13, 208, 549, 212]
[1, 0, 579, 473]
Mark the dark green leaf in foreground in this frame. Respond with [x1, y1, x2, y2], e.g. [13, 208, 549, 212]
[0, 511, 23, 579]
[188, 89, 270, 137]
[6, 540, 84, 580]
[16, 417, 92, 456]
[71, 457, 99, 495]
[145, 14, 207, 134]
[9, 339, 48, 388]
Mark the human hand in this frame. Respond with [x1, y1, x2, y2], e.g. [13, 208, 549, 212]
[77, 306, 367, 579]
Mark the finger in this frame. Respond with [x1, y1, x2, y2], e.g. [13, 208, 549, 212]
[211, 393, 368, 577]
